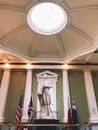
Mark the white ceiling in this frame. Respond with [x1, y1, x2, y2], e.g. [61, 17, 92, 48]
[0, 0, 98, 64]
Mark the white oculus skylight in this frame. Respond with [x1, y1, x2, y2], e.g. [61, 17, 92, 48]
[27, 2, 67, 35]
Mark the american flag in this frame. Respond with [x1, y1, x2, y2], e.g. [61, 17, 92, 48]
[15, 94, 23, 125]
[28, 96, 33, 123]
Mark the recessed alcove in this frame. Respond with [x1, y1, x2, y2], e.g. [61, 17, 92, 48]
[36, 70, 58, 119]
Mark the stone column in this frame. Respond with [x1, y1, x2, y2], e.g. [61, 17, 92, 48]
[84, 69, 98, 123]
[22, 69, 32, 122]
[62, 69, 71, 122]
[0, 69, 11, 122]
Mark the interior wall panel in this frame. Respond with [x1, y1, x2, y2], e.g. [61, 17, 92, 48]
[68, 70, 89, 123]
[4, 70, 27, 122]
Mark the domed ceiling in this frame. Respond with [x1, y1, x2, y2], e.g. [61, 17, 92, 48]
[0, 0, 98, 64]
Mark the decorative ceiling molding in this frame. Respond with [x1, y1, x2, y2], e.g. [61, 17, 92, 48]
[0, 24, 28, 45]
[0, 0, 98, 64]
[68, 25, 93, 44]
[63, 1, 98, 12]
[0, 5, 26, 14]
[29, 34, 40, 57]
[69, 6, 98, 14]
[55, 34, 66, 57]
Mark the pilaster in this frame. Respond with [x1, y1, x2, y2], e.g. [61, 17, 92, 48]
[0, 69, 11, 122]
[22, 69, 32, 122]
[83, 69, 98, 123]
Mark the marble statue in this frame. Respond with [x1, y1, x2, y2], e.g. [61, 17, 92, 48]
[38, 76, 52, 118]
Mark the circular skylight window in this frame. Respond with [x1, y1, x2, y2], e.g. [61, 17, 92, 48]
[27, 2, 67, 35]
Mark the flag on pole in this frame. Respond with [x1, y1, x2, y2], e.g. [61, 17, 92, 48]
[28, 96, 33, 123]
[72, 101, 79, 124]
[68, 99, 72, 124]
[15, 94, 23, 125]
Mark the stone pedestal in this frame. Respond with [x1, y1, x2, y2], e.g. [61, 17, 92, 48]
[34, 119, 59, 124]
[34, 119, 59, 130]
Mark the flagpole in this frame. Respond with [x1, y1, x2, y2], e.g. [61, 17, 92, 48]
[15, 93, 23, 130]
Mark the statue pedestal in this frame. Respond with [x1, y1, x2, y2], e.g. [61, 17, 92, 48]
[34, 119, 59, 124]
[34, 119, 59, 130]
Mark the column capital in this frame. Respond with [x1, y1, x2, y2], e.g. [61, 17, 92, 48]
[62, 68, 68, 71]
[83, 67, 91, 71]
[4, 68, 11, 70]
[26, 68, 33, 71]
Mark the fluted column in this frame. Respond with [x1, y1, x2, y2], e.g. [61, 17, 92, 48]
[22, 69, 32, 122]
[84, 69, 98, 123]
[0, 69, 11, 122]
[62, 69, 70, 122]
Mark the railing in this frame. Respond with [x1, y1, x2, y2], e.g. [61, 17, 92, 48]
[0, 123, 91, 130]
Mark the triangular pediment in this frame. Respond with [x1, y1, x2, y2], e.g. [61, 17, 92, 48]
[36, 70, 58, 78]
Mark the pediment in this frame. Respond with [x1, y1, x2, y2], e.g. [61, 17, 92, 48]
[36, 70, 58, 79]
